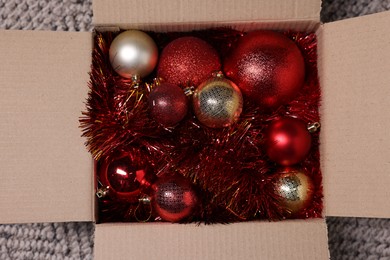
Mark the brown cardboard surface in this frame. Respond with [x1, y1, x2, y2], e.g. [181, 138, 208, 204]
[94, 219, 329, 260]
[319, 11, 390, 218]
[91, 5, 328, 259]
[93, 0, 320, 31]
[0, 30, 94, 224]
[94, 20, 320, 34]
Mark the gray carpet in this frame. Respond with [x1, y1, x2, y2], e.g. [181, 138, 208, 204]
[0, 0, 390, 259]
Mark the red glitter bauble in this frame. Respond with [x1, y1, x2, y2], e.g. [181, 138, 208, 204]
[151, 175, 198, 222]
[99, 151, 145, 202]
[264, 117, 311, 166]
[224, 30, 305, 109]
[148, 82, 188, 127]
[157, 37, 221, 86]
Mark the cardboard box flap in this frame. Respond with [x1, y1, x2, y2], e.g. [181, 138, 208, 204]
[94, 219, 329, 260]
[0, 30, 93, 224]
[319, 11, 390, 218]
[93, 0, 321, 30]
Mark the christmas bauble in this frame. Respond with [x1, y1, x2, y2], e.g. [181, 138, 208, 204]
[265, 117, 311, 166]
[109, 30, 158, 79]
[151, 175, 198, 222]
[98, 151, 144, 202]
[148, 83, 188, 127]
[157, 37, 221, 86]
[192, 76, 243, 128]
[224, 30, 305, 109]
[272, 168, 314, 215]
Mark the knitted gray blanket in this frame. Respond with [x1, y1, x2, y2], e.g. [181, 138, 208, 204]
[1, 0, 389, 259]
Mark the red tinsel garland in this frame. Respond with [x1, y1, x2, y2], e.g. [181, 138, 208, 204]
[80, 28, 322, 223]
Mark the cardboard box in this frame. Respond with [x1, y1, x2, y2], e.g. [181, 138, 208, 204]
[1, 0, 390, 259]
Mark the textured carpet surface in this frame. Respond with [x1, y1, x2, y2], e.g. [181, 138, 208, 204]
[1, 0, 390, 259]
[0, 223, 93, 260]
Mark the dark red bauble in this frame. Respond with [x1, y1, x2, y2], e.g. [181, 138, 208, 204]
[224, 30, 305, 109]
[264, 117, 311, 166]
[99, 151, 145, 202]
[157, 37, 221, 86]
[151, 175, 198, 222]
[148, 83, 188, 127]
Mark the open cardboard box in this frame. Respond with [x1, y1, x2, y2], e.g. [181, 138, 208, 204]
[1, 0, 390, 259]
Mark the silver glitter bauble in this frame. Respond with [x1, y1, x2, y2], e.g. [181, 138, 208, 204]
[192, 76, 243, 128]
[273, 168, 314, 215]
[109, 30, 158, 79]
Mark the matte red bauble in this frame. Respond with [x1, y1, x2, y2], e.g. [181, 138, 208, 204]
[157, 37, 221, 86]
[99, 151, 144, 202]
[224, 30, 305, 109]
[265, 117, 311, 166]
[272, 167, 314, 215]
[148, 83, 188, 127]
[151, 175, 198, 222]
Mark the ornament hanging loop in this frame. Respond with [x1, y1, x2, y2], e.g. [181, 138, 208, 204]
[131, 74, 141, 88]
[134, 194, 152, 222]
[183, 86, 195, 96]
[212, 70, 225, 78]
[96, 186, 110, 198]
[307, 122, 321, 133]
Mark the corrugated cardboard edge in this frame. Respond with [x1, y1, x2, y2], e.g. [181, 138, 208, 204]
[94, 219, 329, 260]
[0, 30, 94, 224]
[93, 0, 320, 31]
[318, 11, 390, 218]
[93, 20, 320, 33]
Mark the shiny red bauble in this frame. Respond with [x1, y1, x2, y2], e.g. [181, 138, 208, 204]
[148, 82, 188, 127]
[151, 175, 198, 222]
[157, 37, 221, 86]
[264, 117, 311, 166]
[224, 30, 305, 109]
[99, 151, 145, 202]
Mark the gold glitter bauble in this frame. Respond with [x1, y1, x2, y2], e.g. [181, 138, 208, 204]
[192, 76, 243, 128]
[273, 168, 314, 215]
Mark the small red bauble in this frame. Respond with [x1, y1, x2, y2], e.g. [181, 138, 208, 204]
[148, 83, 188, 127]
[151, 175, 198, 222]
[157, 37, 221, 86]
[264, 117, 311, 166]
[272, 167, 314, 215]
[99, 151, 145, 202]
[224, 30, 305, 109]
